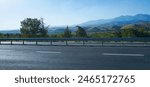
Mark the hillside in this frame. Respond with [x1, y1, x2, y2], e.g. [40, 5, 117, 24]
[83, 14, 150, 32]
[0, 14, 150, 34]
[121, 22, 150, 30]
[49, 14, 150, 33]
[0, 30, 20, 34]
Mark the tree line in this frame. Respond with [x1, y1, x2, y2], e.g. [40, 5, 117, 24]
[0, 18, 88, 38]
[0, 18, 149, 38]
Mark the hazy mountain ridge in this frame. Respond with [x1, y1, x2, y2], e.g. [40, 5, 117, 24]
[0, 30, 20, 34]
[49, 14, 150, 33]
[81, 14, 150, 26]
[121, 22, 150, 30]
[83, 14, 150, 32]
[1, 14, 150, 34]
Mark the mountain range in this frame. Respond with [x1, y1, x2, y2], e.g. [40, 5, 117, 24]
[0, 14, 150, 34]
[50, 14, 150, 33]
[81, 14, 150, 26]
[80, 14, 150, 32]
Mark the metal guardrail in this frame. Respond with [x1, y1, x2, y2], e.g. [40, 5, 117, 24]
[0, 37, 150, 46]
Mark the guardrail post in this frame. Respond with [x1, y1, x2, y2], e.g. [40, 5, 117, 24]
[11, 40, 13, 45]
[50, 41, 53, 45]
[66, 41, 68, 46]
[23, 40, 24, 45]
[83, 40, 85, 46]
[36, 41, 38, 45]
[102, 41, 104, 46]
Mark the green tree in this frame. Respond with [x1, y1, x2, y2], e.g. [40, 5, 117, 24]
[20, 18, 49, 37]
[64, 26, 72, 38]
[112, 25, 122, 37]
[121, 29, 137, 37]
[38, 18, 49, 37]
[113, 30, 122, 37]
[136, 28, 148, 37]
[76, 26, 87, 37]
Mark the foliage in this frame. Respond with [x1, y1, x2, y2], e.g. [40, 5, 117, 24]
[89, 32, 116, 38]
[0, 33, 21, 38]
[49, 34, 64, 38]
[20, 18, 49, 38]
[0, 18, 150, 38]
[63, 26, 72, 38]
[121, 28, 150, 37]
[76, 26, 87, 37]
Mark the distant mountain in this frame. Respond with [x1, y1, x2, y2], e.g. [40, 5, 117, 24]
[80, 14, 150, 32]
[80, 19, 112, 27]
[0, 30, 20, 34]
[80, 14, 150, 27]
[1, 14, 150, 34]
[121, 22, 150, 30]
[48, 26, 77, 34]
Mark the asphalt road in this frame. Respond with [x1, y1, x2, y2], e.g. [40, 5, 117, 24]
[0, 45, 150, 70]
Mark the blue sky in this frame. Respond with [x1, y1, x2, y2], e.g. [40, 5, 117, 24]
[0, 0, 150, 30]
